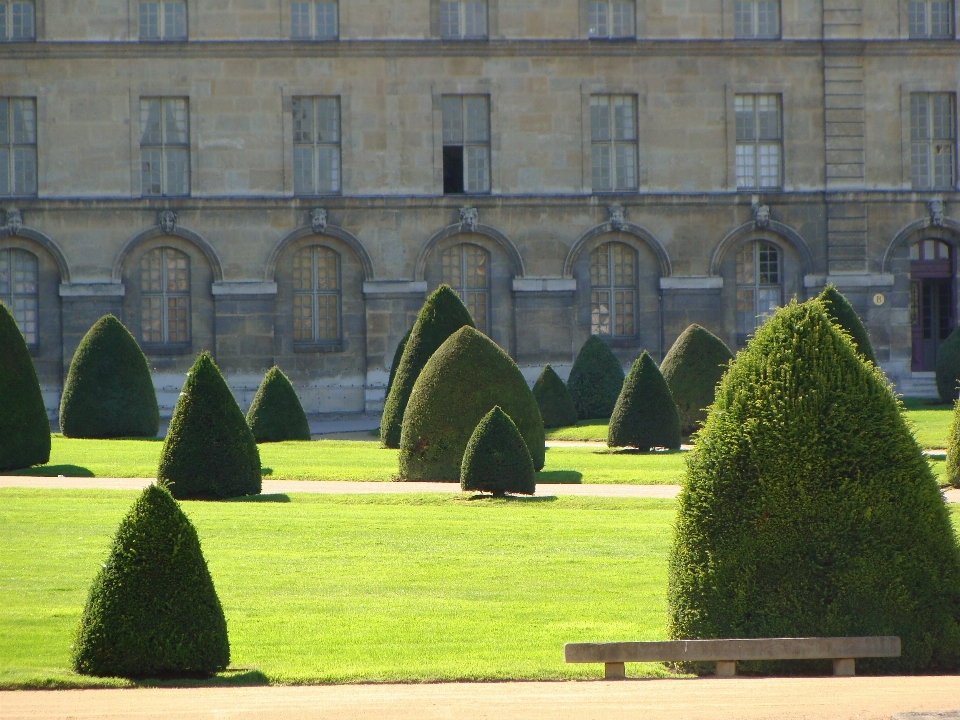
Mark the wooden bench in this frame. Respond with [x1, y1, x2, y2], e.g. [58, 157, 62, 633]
[564, 636, 901, 679]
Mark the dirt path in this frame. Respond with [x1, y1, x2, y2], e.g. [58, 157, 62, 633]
[3, 677, 960, 720]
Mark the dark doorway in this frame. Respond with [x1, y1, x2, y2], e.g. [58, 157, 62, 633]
[911, 239, 955, 371]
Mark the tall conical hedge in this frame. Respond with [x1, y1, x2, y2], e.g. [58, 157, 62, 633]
[0, 301, 49, 471]
[461, 406, 536, 497]
[608, 351, 681, 450]
[385, 328, 412, 399]
[400, 326, 545, 481]
[246, 366, 311, 442]
[58, 315, 160, 438]
[381, 286, 475, 448]
[660, 324, 733, 436]
[72, 483, 229, 678]
[158, 352, 261, 499]
[946, 399, 960, 489]
[936, 327, 960, 403]
[819, 285, 877, 364]
[567, 336, 625, 420]
[532, 364, 578, 428]
[669, 300, 960, 674]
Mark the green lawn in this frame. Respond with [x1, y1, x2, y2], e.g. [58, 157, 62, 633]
[544, 419, 610, 442]
[0, 489, 678, 688]
[1, 437, 688, 486]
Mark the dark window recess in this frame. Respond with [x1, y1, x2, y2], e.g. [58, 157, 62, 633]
[443, 146, 464, 194]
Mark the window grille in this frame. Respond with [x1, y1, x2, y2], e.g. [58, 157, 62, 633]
[736, 241, 781, 344]
[140, 247, 190, 345]
[293, 97, 341, 195]
[587, 0, 634, 38]
[908, 0, 952, 37]
[0, 97, 36, 197]
[291, 1, 338, 39]
[590, 242, 636, 337]
[733, 0, 779, 37]
[293, 245, 341, 343]
[442, 244, 489, 333]
[140, 98, 189, 197]
[442, 95, 490, 194]
[911, 92, 956, 189]
[0, 1, 35, 40]
[439, 0, 487, 38]
[139, 1, 187, 40]
[590, 95, 637, 192]
[735, 94, 782, 190]
[0, 247, 38, 345]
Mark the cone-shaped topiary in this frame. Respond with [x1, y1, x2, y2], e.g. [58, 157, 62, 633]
[72, 483, 230, 678]
[936, 327, 960, 403]
[660, 324, 733, 436]
[400, 326, 545, 481]
[58, 315, 160, 439]
[608, 351, 681, 450]
[381, 285, 475, 448]
[668, 299, 960, 674]
[158, 352, 261, 499]
[532, 364, 578, 428]
[245, 366, 311, 443]
[818, 284, 877, 365]
[461, 406, 536, 496]
[946, 400, 960, 489]
[385, 328, 412, 399]
[0, 301, 49, 471]
[566, 335, 625, 420]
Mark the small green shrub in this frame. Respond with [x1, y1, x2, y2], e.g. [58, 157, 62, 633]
[157, 352, 261, 499]
[385, 328, 412, 399]
[567, 336, 625, 420]
[936, 327, 960, 403]
[946, 399, 960, 489]
[669, 299, 960, 674]
[72, 483, 230, 678]
[818, 285, 877, 364]
[608, 351, 681, 451]
[399, 326, 545, 481]
[246, 366, 311, 443]
[0, 301, 49, 471]
[660, 324, 732, 436]
[381, 286, 474, 448]
[532, 364, 578, 428]
[58, 315, 160, 439]
[461, 406, 536, 496]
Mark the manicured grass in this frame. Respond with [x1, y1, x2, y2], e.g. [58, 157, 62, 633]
[901, 397, 953, 450]
[0, 489, 677, 688]
[544, 419, 609, 442]
[1, 436, 687, 486]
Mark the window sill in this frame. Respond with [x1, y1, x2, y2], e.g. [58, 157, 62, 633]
[142, 343, 192, 356]
[294, 342, 343, 354]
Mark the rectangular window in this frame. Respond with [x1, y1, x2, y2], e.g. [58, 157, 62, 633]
[139, 1, 187, 40]
[442, 95, 490, 194]
[0, 98, 37, 197]
[588, 0, 634, 37]
[0, 1, 34, 40]
[733, 0, 779, 38]
[909, 0, 953, 37]
[140, 98, 189, 197]
[590, 95, 637, 192]
[439, 0, 487, 38]
[735, 94, 782, 190]
[291, 1, 338, 39]
[911, 92, 956, 189]
[292, 97, 341, 195]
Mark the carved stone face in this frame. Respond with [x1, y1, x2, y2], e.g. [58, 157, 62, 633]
[607, 205, 625, 230]
[158, 210, 177, 235]
[311, 208, 328, 233]
[753, 204, 771, 229]
[6, 210, 23, 236]
[459, 207, 478, 232]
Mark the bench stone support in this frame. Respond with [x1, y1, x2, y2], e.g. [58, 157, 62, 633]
[604, 662, 625, 679]
[715, 660, 736, 677]
[833, 658, 855, 676]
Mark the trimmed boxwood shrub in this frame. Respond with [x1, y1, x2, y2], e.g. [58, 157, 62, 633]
[660, 324, 732, 436]
[72, 483, 229, 678]
[399, 326, 545, 481]
[532, 364, 577, 428]
[385, 328, 412, 398]
[567, 335, 625, 420]
[936, 327, 960, 403]
[668, 299, 960, 674]
[157, 352, 261, 500]
[819, 284, 877, 364]
[246, 366, 311, 443]
[946, 399, 960, 489]
[461, 406, 536, 496]
[58, 315, 160, 439]
[0, 301, 49, 471]
[608, 351, 681, 451]
[381, 285, 475, 448]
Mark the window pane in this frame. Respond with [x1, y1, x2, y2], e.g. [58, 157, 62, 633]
[316, 2, 338, 37]
[734, 1, 752, 36]
[293, 294, 314, 341]
[316, 97, 339, 142]
[11, 2, 33, 39]
[165, 1, 186, 38]
[933, 94, 954, 140]
[736, 287, 755, 336]
[316, 147, 339, 192]
[934, 142, 954, 188]
[0, 6, 7, 39]
[12, 98, 35, 144]
[613, 96, 635, 141]
[140, 99, 162, 144]
[590, 245, 609, 287]
[464, 146, 489, 192]
[612, 243, 634, 286]
[592, 144, 612, 191]
[757, 287, 780, 320]
[911, 93, 929, 141]
[164, 99, 188, 144]
[12, 147, 36, 194]
[167, 296, 188, 342]
[140, 2, 160, 39]
[736, 244, 754, 284]
[0, 149, 7, 195]
[909, 1, 926, 36]
[757, 243, 779, 284]
[735, 144, 755, 188]
[291, 2, 311, 37]
[756, 0, 778, 36]
[141, 249, 163, 293]
[440, 1, 459, 37]
[463, 1, 486, 36]
[932, 0, 952, 35]
[292, 98, 314, 143]
[442, 96, 463, 143]
[464, 96, 488, 142]
[464, 245, 487, 288]
[165, 250, 188, 292]
[758, 143, 780, 188]
[140, 149, 162, 195]
[293, 248, 313, 291]
[611, 1, 633, 36]
[588, 2, 606, 36]
[614, 290, 634, 336]
[293, 147, 314, 194]
[757, 95, 780, 140]
[735, 95, 755, 140]
[0, 251, 8, 294]
[141, 296, 163, 343]
[316, 293, 338, 339]
[591, 97, 610, 142]
[912, 142, 931, 187]
[591, 290, 611, 335]
[441, 247, 462, 288]
[166, 148, 189, 195]
[615, 143, 637, 190]
[315, 247, 339, 290]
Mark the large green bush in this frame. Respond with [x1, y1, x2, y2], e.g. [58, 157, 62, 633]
[246, 366, 311, 442]
[532, 364, 577, 428]
[936, 327, 960, 403]
[385, 328, 412, 399]
[381, 286, 474, 448]
[669, 299, 960, 674]
[157, 352, 261, 499]
[608, 351, 681, 451]
[946, 399, 960, 489]
[566, 336, 625, 420]
[818, 285, 877, 364]
[660, 324, 732, 436]
[58, 315, 160, 438]
[0, 301, 49, 471]
[461, 406, 536, 496]
[72, 483, 229, 678]
[399, 326, 545, 481]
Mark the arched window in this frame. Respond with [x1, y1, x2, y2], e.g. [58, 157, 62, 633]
[0, 247, 37, 346]
[736, 240, 781, 344]
[140, 247, 189, 344]
[442, 243, 489, 333]
[293, 245, 340, 344]
[590, 241, 636, 337]
[909, 238, 954, 371]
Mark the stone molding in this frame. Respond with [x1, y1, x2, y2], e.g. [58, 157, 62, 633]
[0, 224, 71, 282]
[211, 281, 278, 296]
[265, 222, 375, 281]
[563, 221, 671, 278]
[362, 280, 428, 295]
[803, 274, 895, 288]
[58, 282, 125, 297]
[416, 222, 525, 280]
[882, 214, 960, 273]
[659, 276, 723, 291]
[511, 277, 577, 293]
[710, 219, 815, 277]
[113, 222, 224, 282]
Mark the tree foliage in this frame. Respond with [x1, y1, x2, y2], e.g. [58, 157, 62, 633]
[660, 324, 732, 436]
[246, 366, 311, 442]
[818, 285, 877, 364]
[0, 301, 49, 471]
[460, 406, 536, 496]
[608, 351, 681, 451]
[532, 364, 577, 428]
[566, 336, 625, 420]
[936, 327, 960, 403]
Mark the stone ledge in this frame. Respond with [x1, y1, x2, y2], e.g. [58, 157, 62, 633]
[804, 273, 895, 288]
[211, 281, 278, 296]
[363, 280, 428, 295]
[58, 282, 125, 297]
[659, 276, 723, 290]
[512, 277, 577, 293]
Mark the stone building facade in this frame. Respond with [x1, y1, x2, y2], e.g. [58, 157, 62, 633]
[1, 0, 958, 414]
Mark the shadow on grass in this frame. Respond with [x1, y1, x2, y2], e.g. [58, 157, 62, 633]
[0, 464, 95, 477]
[901, 397, 953, 410]
[261, 466, 273, 476]
[465, 494, 558, 503]
[226, 493, 291, 503]
[535, 470, 583, 484]
[137, 669, 271, 687]
[596, 448, 687, 456]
